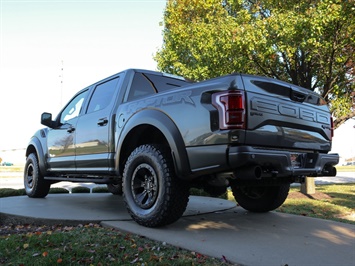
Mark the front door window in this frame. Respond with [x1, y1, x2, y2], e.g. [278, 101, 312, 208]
[60, 91, 88, 124]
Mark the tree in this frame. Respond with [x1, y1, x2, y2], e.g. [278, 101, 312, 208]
[155, 0, 355, 128]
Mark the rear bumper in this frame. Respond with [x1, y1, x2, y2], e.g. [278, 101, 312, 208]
[228, 146, 339, 178]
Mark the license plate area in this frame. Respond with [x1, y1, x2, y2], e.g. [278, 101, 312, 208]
[290, 153, 301, 168]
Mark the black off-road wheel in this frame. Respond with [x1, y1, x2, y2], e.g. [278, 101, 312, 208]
[123, 144, 189, 227]
[230, 182, 290, 212]
[107, 183, 123, 195]
[24, 153, 51, 198]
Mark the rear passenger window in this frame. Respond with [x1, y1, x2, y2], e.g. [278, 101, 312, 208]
[87, 77, 119, 113]
[127, 73, 191, 101]
[128, 73, 156, 101]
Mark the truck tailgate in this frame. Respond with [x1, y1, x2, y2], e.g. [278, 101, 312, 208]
[241, 74, 332, 152]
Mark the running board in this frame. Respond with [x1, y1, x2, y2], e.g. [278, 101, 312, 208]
[44, 176, 117, 184]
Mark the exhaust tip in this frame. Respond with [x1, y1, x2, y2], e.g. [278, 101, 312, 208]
[322, 166, 337, 176]
[233, 165, 263, 180]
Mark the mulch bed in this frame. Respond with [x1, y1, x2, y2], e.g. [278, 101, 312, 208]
[288, 191, 332, 200]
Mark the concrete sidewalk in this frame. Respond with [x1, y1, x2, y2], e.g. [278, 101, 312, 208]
[1, 194, 354, 266]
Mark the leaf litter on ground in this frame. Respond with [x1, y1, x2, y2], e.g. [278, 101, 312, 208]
[0, 223, 235, 265]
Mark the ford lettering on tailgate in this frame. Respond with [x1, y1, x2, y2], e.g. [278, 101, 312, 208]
[250, 97, 330, 124]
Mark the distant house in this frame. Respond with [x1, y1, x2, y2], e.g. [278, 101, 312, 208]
[344, 157, 355, 166]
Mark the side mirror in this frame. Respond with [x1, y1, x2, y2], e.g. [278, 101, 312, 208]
[41, 112, 55, 128]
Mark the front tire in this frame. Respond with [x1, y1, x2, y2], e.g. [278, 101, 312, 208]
[123, 144, 189, 227]
[230, 182, 290, 212]
[24, 153, 50, 198]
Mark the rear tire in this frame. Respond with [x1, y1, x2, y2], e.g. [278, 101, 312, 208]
[230, 182, 290, 212]
[123, 144, 189, 227]
[24, 153, 50, 198]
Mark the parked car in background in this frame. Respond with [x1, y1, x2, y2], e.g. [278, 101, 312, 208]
[1, 162, 14, 166]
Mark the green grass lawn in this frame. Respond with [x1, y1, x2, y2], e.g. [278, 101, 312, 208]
[0, 224, 230, 265]
[279, 184, 355, 224]
[336, 165, 355, 172]
[226, 183, 354, 225]
[0, 165, 24, 172]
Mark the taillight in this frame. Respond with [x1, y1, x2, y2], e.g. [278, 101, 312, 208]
[212, 91, 246, 129]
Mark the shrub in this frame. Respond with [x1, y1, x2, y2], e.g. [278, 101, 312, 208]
[190, 188, 228, 199]
[49, 187, 70, 194]
[0, 188, 23, 198]
[17, 188, 26, 196]
[92, 186, 109, 193]
[71, 186, 90, 193]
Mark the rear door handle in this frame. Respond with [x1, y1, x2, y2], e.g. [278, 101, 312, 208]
[97, 118, 108, 126]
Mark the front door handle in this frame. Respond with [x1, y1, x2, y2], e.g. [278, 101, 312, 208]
[67, 127, 75, 133]
[97, 118, 108, 126]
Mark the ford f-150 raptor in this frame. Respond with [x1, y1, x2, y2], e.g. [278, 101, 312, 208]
[24, 69, 339, 227]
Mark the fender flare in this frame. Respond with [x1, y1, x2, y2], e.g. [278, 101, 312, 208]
[116, 109, 191, 178]
[25, 131, 47, 175]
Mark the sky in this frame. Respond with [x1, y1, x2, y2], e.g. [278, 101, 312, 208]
[0, 0, 354, 163]
[0, 0, 167, 152]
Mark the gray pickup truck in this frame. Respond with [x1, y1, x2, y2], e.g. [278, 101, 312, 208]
[25, 69, 339, 227]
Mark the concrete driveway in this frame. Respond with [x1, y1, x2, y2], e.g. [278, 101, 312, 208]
[1, 194, 354, 266]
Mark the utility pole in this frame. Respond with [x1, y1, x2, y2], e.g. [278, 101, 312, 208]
[59, 60, 64, 108]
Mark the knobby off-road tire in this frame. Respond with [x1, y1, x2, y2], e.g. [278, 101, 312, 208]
[123, 144, 189, 227]
[24, 153, 51, 198]
[230, 182, 290, 212]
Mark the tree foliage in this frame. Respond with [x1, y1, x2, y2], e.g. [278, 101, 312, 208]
[155, 0, 355, 128]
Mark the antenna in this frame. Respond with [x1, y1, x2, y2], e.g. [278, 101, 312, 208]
[59, 60, 64, 107]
